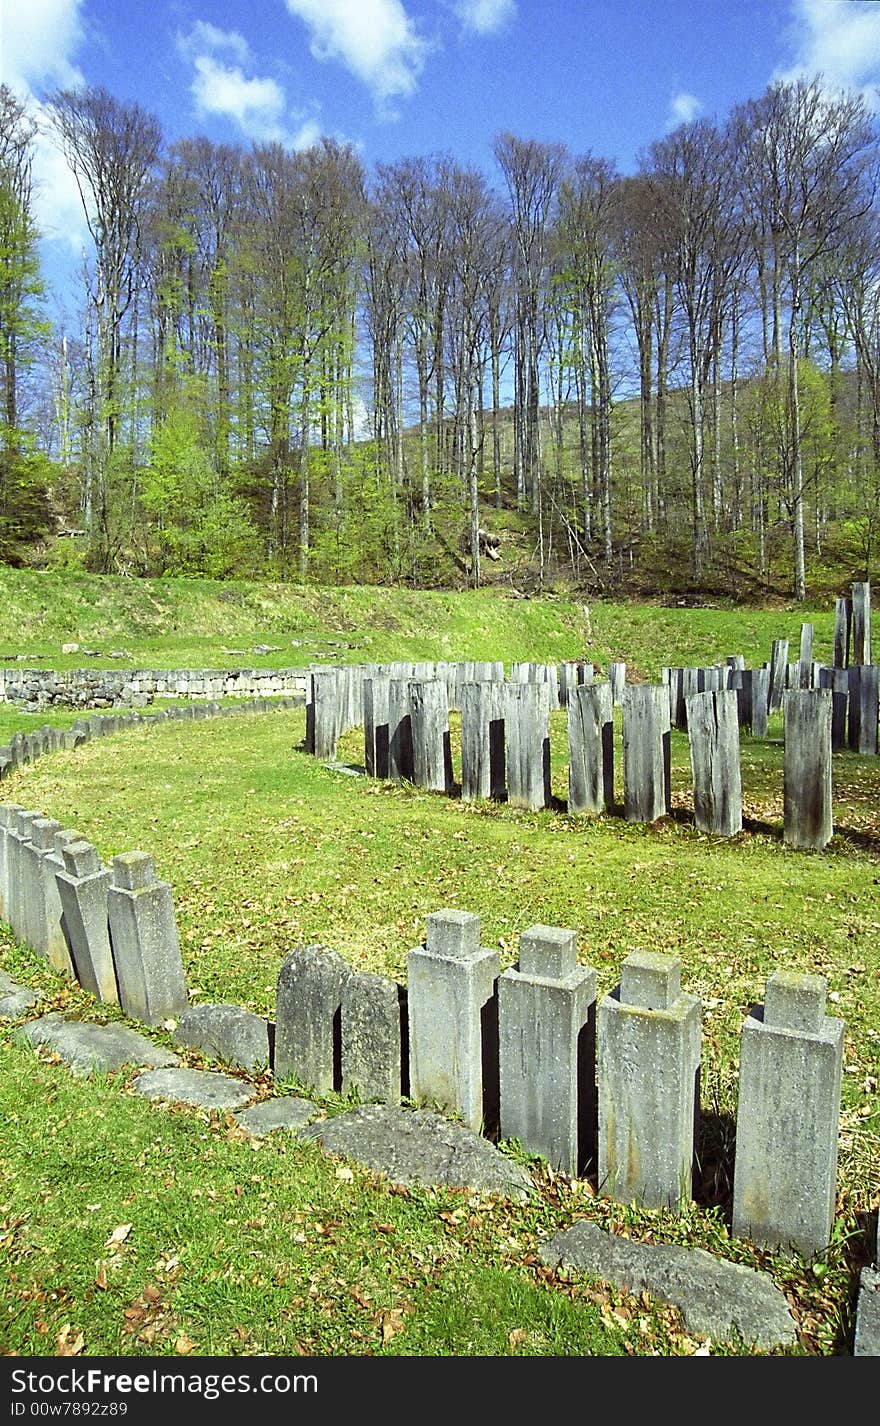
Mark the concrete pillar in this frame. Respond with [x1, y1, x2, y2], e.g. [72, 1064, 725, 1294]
[275, 944, 352, 1093]
[407, 909, 499, 1133]
[622, 684, 671, 823]
[504, 681, 551, 811]
[54, 840, 117, 1002]
[0, 801, 24, 924]
[106, 852, 189, 1025]
[732, 971, 844, 1257]
[27, 817, 76, 975]
[498, 925, 597, 1176]
[598, 952, 701, 1212]
[686, 688, 742, 837]
[341, 971, 406, 1105]
[9, 810, 43, 949]
[460, 681, 505, 802]
[783, 689, 833, 851]
[567, 681, 614, 815]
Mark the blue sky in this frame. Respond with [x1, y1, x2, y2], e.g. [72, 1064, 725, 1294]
[3, 0, 880, 309]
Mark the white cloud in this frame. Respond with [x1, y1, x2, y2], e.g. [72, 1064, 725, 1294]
[0, 0, 85, 93]
[179, 21, 253, 68]
[779, 0, 880, 110]
[451, 0, 517, 35]
[284, 0, 428, 107]
[0, 0, 89, 256]
[178, 23, 321, 150]
[668, 91, 703, 128]
[191, 56, 288, 140]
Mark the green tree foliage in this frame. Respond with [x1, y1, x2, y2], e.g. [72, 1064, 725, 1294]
[141, 383, 262, 577]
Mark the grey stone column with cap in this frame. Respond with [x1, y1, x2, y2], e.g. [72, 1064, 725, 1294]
[407, 909, 499, 1133]
[732, 970, 844, 1257]
[498, 925, 597, 1176]
[598, 951, 701, 1212]
[54, 839, 117, 1002]
[106, 851, 188, 1025]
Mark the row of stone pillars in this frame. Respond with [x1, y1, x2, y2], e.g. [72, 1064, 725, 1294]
[274, 912, 845, 1259]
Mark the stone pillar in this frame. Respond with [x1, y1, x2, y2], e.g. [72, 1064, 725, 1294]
[732, 971, 844, 1257]
[407, 909, 499, 1133]
[54, 840, 117, 1003]
[341, 971, 405, 1105]
[0, 801, 24, 924]
[27, 817, 75, 976]
[852, 581, 871, 665]
[106, 852, 189, 1025]
[460, 681, 505, 802]
[686, 689, 742, 837]
[9, 809, 43, 950]
[598, 952, 701, 1212]
[783, 689, 833, 851]
[408, 679, 453, 794]
[818, 666, 849, 751]
[769, 639, 789, 712]
[847, 664, 879, 755]
[498, 925, 597, 1177]
[833, 597, 852, 669]
[387, 678, 415, 783]
[275, 944, 351, 1093]
[567, 681, 614, 815]
[622, 684, 671, 823]
[363, 675, 391, 779]
[504, 681, 551, 811]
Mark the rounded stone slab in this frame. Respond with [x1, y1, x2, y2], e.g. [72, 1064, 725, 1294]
[539, 1220, 798, 1350]
[298, 1104, 533, 1202]
[131, 1067, 257, 1111]
[0, 970, 43, 1017]
[235, 1097, 318, 1136]
[14, 1013, 180, 1076]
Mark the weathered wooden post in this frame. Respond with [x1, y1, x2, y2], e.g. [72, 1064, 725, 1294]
[622, 684, 671, 823]
[363, 674, 391, 778]
[798, 624, 814, 688]
[409, 678, 453, 794]
[818, 666, 849, 751]
[783, 689, 833, 850]
[460, 681, 506, 802]
[387, 678, 415, 783]
[852, 582, 871, 665]
[847, 663, 879, 755]
[686, 688, 742, 837]
[567, 681, 614, 815]
[504, 681, 551, 811]
[833, 596, 852, 668]
[769, 639, 789, 712]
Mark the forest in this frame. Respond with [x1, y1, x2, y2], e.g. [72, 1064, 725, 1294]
[1, 73, 879, 599]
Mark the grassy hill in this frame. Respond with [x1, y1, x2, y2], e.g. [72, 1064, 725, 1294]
[0, 573, 877, 1358]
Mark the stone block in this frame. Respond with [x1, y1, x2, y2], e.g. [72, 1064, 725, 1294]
[341, 972, 405, 1105]
[274, 944, 352, 1093]
[107, 853, 188, 1025]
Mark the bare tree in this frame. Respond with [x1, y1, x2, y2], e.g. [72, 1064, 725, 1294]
[732, 77, 878, 598]
[46, 86, 161, 556]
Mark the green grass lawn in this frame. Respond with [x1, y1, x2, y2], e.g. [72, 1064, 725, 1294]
[0, 579, 877, 1357]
